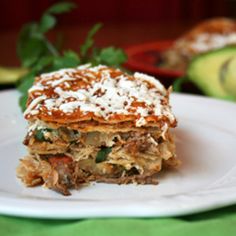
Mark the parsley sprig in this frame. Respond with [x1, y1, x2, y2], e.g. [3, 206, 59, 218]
[16, 1, 127, 111]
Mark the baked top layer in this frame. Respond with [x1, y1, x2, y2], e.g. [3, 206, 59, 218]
[24, 64, 176, 128]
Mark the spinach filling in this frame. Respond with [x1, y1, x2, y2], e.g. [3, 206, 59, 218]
[35, 128, 53, 142]
[95, 147, 112, 163]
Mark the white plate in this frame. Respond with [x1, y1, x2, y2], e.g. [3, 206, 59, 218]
[0, 90, 236, 219]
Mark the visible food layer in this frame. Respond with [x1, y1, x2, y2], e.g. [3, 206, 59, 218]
[23, 64, 176, 128]
[17, 124, 178, 195]
[17, 64, 179, 195]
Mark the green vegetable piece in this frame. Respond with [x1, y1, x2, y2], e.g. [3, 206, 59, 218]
[39, 1, 76, 34]
[17, 72, 35, 94]
[17, 23, 47, 67]
[46, 2, 76, 14]
[16, 1, 128, 114]
[187, 46, 236, 100]
[80, 23, 103, 58]
[52, 51, 81, 70]
[35, 128, 52, 142]
[17, 2, 74, 67]
[32, 55, 54, 73]
[17, 56, 55, 111]
[16, 2, 76, 112]
[99, 47, 127, 66]
[35, 129, 45, 141]
[95, 147, 112, 163]
[39, 14, 56, 33]
[19, 93, 28, 112]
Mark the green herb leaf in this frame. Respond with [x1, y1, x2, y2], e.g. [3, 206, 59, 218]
[32, 55, 54, 73]
[39, 2, 76, 35]
[39, 14, 56, 33]
[17, 72, 36, 111]
[47, 2, 76, 14]
[80, 23, 102, 59]
[17, 72, 35, 94]
[16, 2, 128, 113]
[19, 93, 29, 112]
[16, 2, 77, 112]
[17, 23, 47, 67]
[52, 50, 80, 70]
[98, 47, 127, 66]
[95, 147, 112, 163]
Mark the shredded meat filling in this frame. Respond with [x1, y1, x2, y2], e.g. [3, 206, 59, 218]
[17, 126, 178, 195]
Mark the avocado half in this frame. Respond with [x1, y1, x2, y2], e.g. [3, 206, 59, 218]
[187, 47, 236, 100]
[220, 56, 236, 97]
[0, 67, 28, 84]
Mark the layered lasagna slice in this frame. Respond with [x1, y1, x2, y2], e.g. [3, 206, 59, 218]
[17, 64, 179, 195]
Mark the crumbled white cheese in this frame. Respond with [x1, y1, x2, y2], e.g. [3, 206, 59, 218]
[41, 68, 77, 80]
[47, 74, 76, 87]
[25, 65, 175, 127]
[59, 101, 83, 113]
[30, 110, 39, 115]
[44, 98, 56, 111]
[77, 63, 91, 70]
[54, 87, 87, 101]
[28, 84, 45, 93]
[24, 95, 46, 116]
[64, 82, 70, 88]
[136, 117, 147, 127]
[28, 120, 49, 132]
[148, 135, 158, 146]
[134, 72, 165, 92]
[161, 123, 169, 139]
[136, 107, 149, 117]
[88, 65, 107, 72]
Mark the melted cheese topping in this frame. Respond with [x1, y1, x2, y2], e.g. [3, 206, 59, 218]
[24, 65, 175, 127]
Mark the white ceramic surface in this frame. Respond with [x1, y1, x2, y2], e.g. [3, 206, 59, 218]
[0, 90, 236, 219]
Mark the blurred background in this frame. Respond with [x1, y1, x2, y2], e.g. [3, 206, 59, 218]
[0, 0, 236, 99]
[0, 0, 235, 66]
[1, 0, 234, 29]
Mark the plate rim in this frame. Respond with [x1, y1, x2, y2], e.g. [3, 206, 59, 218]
[1, 89, 236, 219]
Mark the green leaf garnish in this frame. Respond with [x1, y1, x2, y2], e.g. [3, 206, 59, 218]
[80, 23, 103, 59]
[98, 47, 127, 66]
[17, 72, 35, 94]
[19, 93, 29, 112]
[15, 2, 127, 112]
[95, 147, 112, 163]
[46, 2, 76, 14]
[52, 51, 81, 70]
[39, 14, 56, 33]
[17, 23, 48, 67]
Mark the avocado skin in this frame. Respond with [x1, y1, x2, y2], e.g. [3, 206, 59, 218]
[187, 46, 236, 101]
[220, 56, 236, 98]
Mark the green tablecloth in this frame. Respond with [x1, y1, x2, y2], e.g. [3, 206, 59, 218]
[1, 205, 236, 236]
